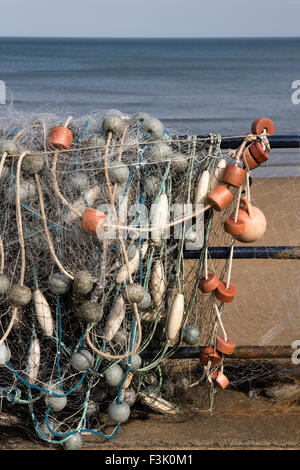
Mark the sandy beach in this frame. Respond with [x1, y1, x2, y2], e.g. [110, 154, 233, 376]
[1, 175, 299, 451]
[220, 176, 300, 346]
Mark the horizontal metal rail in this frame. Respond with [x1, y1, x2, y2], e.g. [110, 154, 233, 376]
[183, 246, 300, 260]
[180, 134, 300, 149]
[141, 345, 295, 360]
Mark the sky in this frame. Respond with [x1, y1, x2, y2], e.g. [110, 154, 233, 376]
[0, 0, 299, 38]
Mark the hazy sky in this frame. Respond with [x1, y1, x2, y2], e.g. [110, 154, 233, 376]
[1, 0, 300, 38]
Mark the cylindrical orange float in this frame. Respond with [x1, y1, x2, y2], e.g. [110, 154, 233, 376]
[216, 336, 236, 355]
[224, 217, 245, 236]
[211, 370, 230, 390]
[242, 147, 260, 170]
[206, 185, 233, 211]
[200, 347, 221, 367]
[215, 281, 237, 303]
[221, 165, 246, 188]
[249, 141, 269, 163]
[251, 117, 275, 136]
[199, 273, 220, 293]
[48, 126, 73, 150]
[81, 208, 107, 236]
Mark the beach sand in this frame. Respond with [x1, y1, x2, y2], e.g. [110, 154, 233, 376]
[221, 176, 300, 346]
[1, 177, 300, 451]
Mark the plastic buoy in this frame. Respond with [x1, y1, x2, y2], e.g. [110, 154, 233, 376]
[48, 273, 71, 295]
[199, 347, 221, 367]
[235, 198, 267, 243]
[221, 164, 246, 188]
[81, 208, 107, 236]
[224, 217, 245, 236]
[108, 400, 131, 424]
[215, 281, 237, 303]
[242, 147, 260, 170]
[249, 141, 269, 163]
[199, 273, 220, 293]
[216, 336, 236, 355]
[48, 126, 73, 150]
[251, 117, 275, 136]
[206, 185, 233, 211]
[182, 324, 201, 345]
[211, 370, 230, 390]
[63, 433, 84, 450]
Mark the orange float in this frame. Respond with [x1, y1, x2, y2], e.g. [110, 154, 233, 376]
[221, 164, 246, 188]
[199, 273, 220, 293]
[200, 347, 221, 367]
[211, 370, 230, 390]
[224, 217, 245, 236]
[251, 117, 275, 136]
[81, 208, 107, 236]
[215, 281, 237, 303]
[249, 141, 269, 163]
[206, 185, 233, 212]
[242, 146, 260, 170]
[235, 197, 266, 243]
[216, 336, 236, 355]
[48, 126, 73, 150]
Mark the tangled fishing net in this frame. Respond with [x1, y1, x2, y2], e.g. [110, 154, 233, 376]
[0, 107, 287, 449]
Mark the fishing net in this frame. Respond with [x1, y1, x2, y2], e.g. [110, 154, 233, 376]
[0, 107, 297, 449]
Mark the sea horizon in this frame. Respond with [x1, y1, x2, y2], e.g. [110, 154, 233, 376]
[0, 36, 299, 177]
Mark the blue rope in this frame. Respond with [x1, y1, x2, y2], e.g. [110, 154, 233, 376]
[21, 203, 70, 233]
[45, 407, 120, 440]
[5, 362, 86, 396]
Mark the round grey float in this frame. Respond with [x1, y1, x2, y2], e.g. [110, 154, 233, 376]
[45, 387, 67, 412]
[63, 433, 84, 451]
[78, 301, 103, 323]
[140, 117, 164, 141]
[124, 387, 136, 407]
[182, 324, 201, 345]
[68, 173, 90, 193]
[0, 343, 11, 364]
[107, 400, 130, 424]
[48, 273, 72, 295]
[113, 329, 127, 347]
[0, 274, 10, 295]
[124, 283, 145, 304]
[0, 140, 18, 155]
[102, 112, 126, 137]
[70, 349, 94, 372]
[108, 162, 129, 184]
[104, 364, 123, 387]
[23, 154, 44, 174]
[7, 183, 29, 205]
[73, 271, 94, 295]
[120, 353, 142, 372]
[145, 142, 172, 164]
[131, 112, 151, 125]
[137, 291, 152, 311]
[85, 133, 106, 148]
[39, 418, 58, 439]
[8, 284, 32, 307]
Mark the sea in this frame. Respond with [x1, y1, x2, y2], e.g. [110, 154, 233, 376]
[0, 37, 299, 177]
